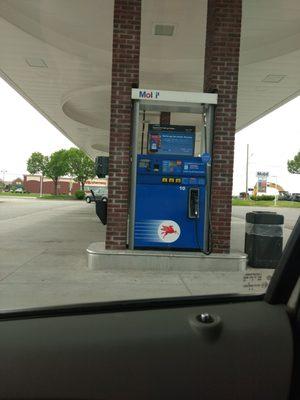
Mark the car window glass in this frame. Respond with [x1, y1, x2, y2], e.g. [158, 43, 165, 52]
[0, 1, 299, 311]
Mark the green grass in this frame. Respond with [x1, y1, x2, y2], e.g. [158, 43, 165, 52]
[40, 194, 76, 200]
[0, 192, 38, 197]
[0, 192, 77, 200]
[232, 198, 300, 208]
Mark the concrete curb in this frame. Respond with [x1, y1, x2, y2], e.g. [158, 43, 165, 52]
[87, 242, 247, 272]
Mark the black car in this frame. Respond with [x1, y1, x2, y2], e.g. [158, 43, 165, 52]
[292, 193, 300, 202]
[278, 191, 292, 201]
[85, 187, 108, 203]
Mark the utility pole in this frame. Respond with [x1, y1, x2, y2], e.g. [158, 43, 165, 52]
[274, 175, 278, 206]
[39, 175, 43, 198]
[1, 169, 7, 185]
[245, 144, 249, 198]
[270, 175, 278, 206]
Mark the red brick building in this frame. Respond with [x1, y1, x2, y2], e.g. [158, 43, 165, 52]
[23, 175, 80, 195]
[23, 175, 108, 195]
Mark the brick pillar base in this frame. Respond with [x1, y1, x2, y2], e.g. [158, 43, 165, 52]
[204, 0, 242, 253]
[160, 112, 171, 125]
[106, 0, 141, 250]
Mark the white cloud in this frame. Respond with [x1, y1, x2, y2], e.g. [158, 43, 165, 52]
[0, 78, 75, 180]
[233, 96, 300, 195]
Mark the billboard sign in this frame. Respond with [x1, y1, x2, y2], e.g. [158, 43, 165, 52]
[256, 171, 269, 193]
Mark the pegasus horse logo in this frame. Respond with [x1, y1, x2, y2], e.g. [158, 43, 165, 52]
[157, 220, 181, 243]
[161, 225, 178, 238]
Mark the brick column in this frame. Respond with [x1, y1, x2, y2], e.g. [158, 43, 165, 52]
[106, 0, 141, 250]
[160, 112, 171, 125]
[203, 0, 242, 253]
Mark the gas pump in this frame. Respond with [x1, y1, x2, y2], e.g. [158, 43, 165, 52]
[129, 89, 217, 253]
[134, 154, 206, 250]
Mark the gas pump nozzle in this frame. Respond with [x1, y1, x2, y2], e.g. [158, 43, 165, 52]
[188, 188, 200, 219]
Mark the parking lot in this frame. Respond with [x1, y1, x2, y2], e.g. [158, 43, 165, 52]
[1, 197, 298, 310]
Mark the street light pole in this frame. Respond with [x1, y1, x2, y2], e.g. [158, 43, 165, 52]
[274, 176, 278, 206]
[1, 169, 7, 185]
[245, 144, 249, 198]
[269, 175, 278, 206]
[39, 175, 43, 198]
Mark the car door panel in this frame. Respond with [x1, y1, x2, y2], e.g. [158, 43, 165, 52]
[0, 299, 292, 399]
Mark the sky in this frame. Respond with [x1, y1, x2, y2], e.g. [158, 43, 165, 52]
[233, 97, 300, 195]
[0, 77, 299, 194]
[0, 78, 74, 182]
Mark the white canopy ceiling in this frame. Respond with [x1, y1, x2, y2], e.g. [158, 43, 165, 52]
[0, 0, 299, 157]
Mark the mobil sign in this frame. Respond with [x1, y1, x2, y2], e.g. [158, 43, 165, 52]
[138, 90, 160, 99]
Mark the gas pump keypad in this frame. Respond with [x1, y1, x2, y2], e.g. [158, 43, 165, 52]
[161, 177, 182, 184]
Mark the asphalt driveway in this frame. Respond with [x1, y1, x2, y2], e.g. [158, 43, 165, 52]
[0, 198, 276, 310]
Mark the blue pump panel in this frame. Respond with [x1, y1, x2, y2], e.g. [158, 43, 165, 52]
[134, 155, 206, 250]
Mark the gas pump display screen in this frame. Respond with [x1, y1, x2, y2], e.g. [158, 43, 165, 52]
[183, 162, 202, 174]
[148, 124, 195, 156]
[162, 160, 182, 174]
[138, 159, 150, 170]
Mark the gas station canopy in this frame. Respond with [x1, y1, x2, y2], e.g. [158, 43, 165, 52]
[0, 0, 299, 156]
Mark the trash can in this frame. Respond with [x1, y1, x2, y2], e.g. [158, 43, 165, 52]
[244, 211, 284, 268]
[95, 197, 108, 225]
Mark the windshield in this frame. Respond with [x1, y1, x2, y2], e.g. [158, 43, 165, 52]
[94, 188, 108, 196]
[0, 0, 299, 312]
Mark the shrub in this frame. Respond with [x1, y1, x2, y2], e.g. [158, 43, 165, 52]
[75, 189, 85, 200]
[250, 195, 275, 201]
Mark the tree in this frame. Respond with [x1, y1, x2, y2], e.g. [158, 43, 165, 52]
[67, 148, 95, 190]
[27, 152, 48, 195]
[287, 151, 300, 174]
[27, 152, 48, 175]
[44, 150, 69, 195]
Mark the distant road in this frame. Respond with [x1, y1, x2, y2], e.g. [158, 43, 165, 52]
[232, 206, 299, 230]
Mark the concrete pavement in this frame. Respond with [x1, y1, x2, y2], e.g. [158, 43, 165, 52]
[0, 198, 277, 310]
[232, 205, 299, 230]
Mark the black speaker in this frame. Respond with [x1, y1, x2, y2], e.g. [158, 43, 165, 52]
[95, 156, 109, 178]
